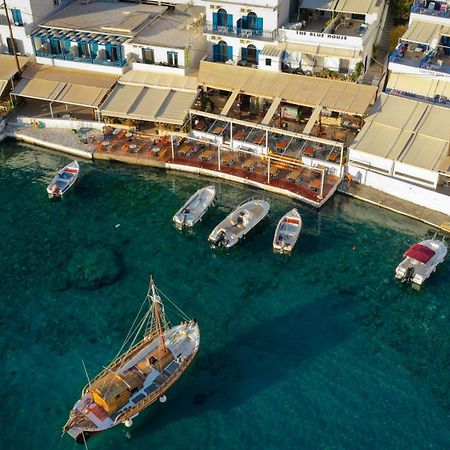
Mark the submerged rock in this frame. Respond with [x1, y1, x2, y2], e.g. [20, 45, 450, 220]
[66, 247, 121, 289]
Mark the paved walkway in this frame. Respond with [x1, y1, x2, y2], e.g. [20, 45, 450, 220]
[342, 183, 450, 232]
[7, 124, 100, 158]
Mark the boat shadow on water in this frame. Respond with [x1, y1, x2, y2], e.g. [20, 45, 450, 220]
[127, 297, 353, 441]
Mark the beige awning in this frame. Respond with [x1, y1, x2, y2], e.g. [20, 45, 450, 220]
[400, 21, 442, 45]
[261, 44, 282, 57]
[198, 61, 376, 116]
[262, 97, 282, 125]
[12, 78, 64, 102]
[11, 64, 118, 108]
[221, 89, 240, 116]
[100, 84, 197, 125]
[303, 105, 322, 135]
[0, 80, 8, 98]
[284, 42, 362, 59]
[119, 70, 198, 91]
[0, 55, 29, 82]
[350, 93, 450, 173]
[301, 0, 377, 14]
[387, 72, 450, 99]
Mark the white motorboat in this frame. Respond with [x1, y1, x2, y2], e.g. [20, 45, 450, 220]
[47, 161, 79, 198]
[208, 199, 270, 248]
[395, 238, 447, 289]
[273, 208, 302, 253]
[173, 185, 216, 229]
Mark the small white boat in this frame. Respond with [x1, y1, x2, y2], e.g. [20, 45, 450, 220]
[47, 161, 79, 198]
[273, 208, 302, 253]
[395, 238, 447, 289]
[208, 199, 270, 248]
[173, 185, 216, 229]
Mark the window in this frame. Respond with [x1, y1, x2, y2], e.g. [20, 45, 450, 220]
[167, 51, 178, 67]
[265, 58, 271, 66]
[142, 48, 154, 64]
[6, 37, 19, 55]
[247, 12, 257, 30]
[247, 44, 257, 66]
[217, 8, 228, 27]
[53, 0, 60, 5]
[11, 8, 23, 26]
[78, 42, 89, 58]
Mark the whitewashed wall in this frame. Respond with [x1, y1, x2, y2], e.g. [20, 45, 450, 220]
[347, 164, 450, 215]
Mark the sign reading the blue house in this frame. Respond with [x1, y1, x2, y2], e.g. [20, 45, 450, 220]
[296, 31, 348, 40]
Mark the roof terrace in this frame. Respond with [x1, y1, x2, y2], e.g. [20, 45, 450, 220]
[411, 1, 450, 19]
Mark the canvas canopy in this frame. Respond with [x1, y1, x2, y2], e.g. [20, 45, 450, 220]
[350, 93, 450, 173]
[301, 0, 378, 14]
[387, 73, 450, 99]
[11, 64, 117, 108]
[405, 244, 435, 264]
[400, 21, 445, 46]
[198, 61, 376, 116]
[100, 70, 198, 124]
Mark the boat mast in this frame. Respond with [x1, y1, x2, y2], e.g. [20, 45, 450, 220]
[150, 275, 167, 353]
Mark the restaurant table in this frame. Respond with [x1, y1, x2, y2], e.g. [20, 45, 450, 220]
[195, 122, 206, 131]
[234, 130, 245, 140]
[200, 149, 215, 161]
[102, 141, 110, 146]
[125, 132, 133, 139]
[303, 146, 316, 157]
[242, 157, 258, 171]
[309, 178, 322, 192]
[286, 168, 304, 183]
[254, 135, 265, 145]
[179, 145, 193, 157]
[276, 140, 288, 151]
[267, 165, 281, 177]
[222, 152, 237, 165]
[334, 131, 346, 142]
[327, 150, 339, 162]
[212, 126, 224, 135]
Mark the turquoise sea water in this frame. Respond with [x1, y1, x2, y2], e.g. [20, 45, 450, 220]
[1, 141, 450, 450]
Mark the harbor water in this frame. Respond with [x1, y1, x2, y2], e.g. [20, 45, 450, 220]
[1, 141, 450, 450]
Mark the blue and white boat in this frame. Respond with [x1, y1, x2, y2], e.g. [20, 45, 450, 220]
[47, 161, 79, 198]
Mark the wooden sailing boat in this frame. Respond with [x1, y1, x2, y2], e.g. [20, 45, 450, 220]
[63, 276, 200, 444]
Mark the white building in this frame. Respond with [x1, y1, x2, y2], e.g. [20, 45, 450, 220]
[31, 0, 207, 75]
[279, 0, 388, 75]
[0, 0, 71, 55]
[387, 0, 450, 105]
[202, 0, 388, 76]
[348, 93, 450, 215]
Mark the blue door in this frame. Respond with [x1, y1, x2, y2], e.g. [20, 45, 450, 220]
[11, 9, 23, 26]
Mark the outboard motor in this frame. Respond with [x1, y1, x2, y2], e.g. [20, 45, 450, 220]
[404, 266, 415, 283]
[214, 230, 227, 248]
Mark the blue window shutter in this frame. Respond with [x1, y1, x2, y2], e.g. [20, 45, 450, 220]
[212, 12, 218, 28]
[213, 44, 219, 62]
[227, 45, 233, 61]
[227, 14, 233, 29]
[90, 43, 98, 58]
[241, 47, 247, 61]
[256, 49, 260, 65]
[256, 17, 263, 31]
[12, 9, 23, 26]
[64, 39, 71, 53]
[105, 43, 112, 60]
[241, 16, 248, 29]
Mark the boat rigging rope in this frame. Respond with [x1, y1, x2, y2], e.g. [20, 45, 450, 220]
[156, 287, 191, 321]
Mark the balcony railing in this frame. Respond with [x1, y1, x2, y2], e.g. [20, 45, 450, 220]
[203, 22, 277, 41]
[411, 1, 450, 18]
[36, 50, 127, 67]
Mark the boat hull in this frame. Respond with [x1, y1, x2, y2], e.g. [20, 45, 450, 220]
[47, 161, 79, 198]
[173, 185, 216, 229]
[395, 239, 447, 288]
[64, 320, 200, 441]
[273, 208, 302, 254]
[208, 199, 270, 248]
